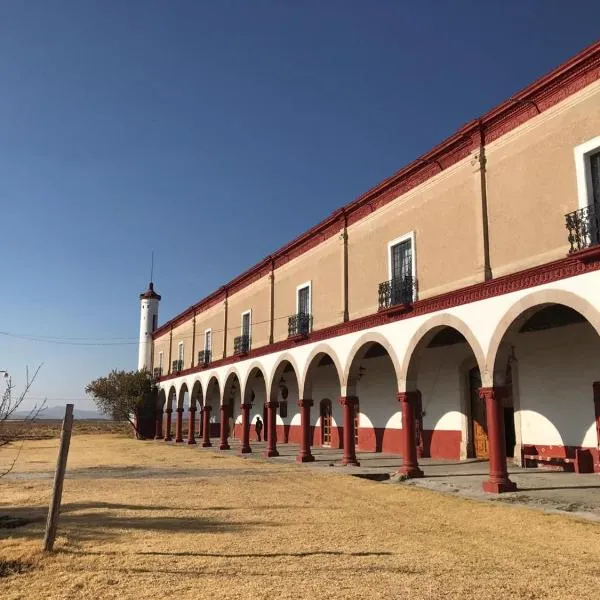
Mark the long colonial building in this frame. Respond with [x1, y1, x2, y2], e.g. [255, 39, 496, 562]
[139, 41, 600, 493]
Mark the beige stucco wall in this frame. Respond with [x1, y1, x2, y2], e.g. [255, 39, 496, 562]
[347, 157, 483, 319]
[171, 318, 194, 370]
[486, 80, 600, 276]
[226, 275, 271, 355]
[273, 235, 343, 342]
[193, 302, 225, 363]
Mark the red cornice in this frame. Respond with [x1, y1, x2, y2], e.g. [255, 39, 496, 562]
[156, 251, 600, 384]
[154, 40, 600, 339]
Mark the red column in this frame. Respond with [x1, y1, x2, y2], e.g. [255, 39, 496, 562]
[154, 409, 163, 440]
[219, 405, 231, 450]
[163, 408, 173, 442]
[201, 405, 212, 447]
[479, 387, 517, 493]
[187, 406, 197, 445]
[296, 398, 315, 463]
[397, 392, 424, 478]
[175, 408, 184, 442]
[240, 402, 252, 454]
[264, 401, 279, 457]
[339, 396, 360, 466]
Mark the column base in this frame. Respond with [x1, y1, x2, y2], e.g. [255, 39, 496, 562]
[296, 454, 315, 463]
[175, 438, 183, 443]
[264, 449, 279, 458]
[482, 478, 517, 494]
[187, 438, 197, 445]
[401, 466, 424, 478]
[164, 436, 172, 442]
[341, 457, 360, 466]
[219, 442, 231, 450]
[240, 447, 252, 454]
[201, 441, 212, 448]
[154, 435, 163, 440]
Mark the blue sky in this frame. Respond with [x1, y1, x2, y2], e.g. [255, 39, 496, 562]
[1, 1, 598, 410]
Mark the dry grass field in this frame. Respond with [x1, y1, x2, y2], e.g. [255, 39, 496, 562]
[2, 431, 600, 599]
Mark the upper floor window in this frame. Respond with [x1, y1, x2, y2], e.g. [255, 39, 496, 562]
[178, 341, 184, 363]
[152, 314, 158, 332]
[574, 136, 600, 208]
[204, 329, 212, 352]
[241, 310, 251, 339]
[296, 282, 311, 316]
[379, 232, 416, 309]
[158, 351, 164, 370]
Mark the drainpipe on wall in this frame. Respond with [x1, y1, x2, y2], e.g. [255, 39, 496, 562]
[476, 120, 493, 281]
[190, 312, 196, 369]
[269, 257, 275, 344]
[222, 287, 228, 359]
[340, 208, 349, 322]
[167, 327, 173, 375]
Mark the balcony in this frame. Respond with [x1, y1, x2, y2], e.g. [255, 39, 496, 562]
[171, 359, 183, 373]
[233, 335, 251, 356]
[566, 203, 600, 253]
[197, 349, 211, 366]
[288, 313, 313, 338]
[153, 367, 162, 379]
[378, 276, 416, 312]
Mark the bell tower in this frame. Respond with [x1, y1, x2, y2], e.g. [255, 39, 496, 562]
[138, 281, 161, 371]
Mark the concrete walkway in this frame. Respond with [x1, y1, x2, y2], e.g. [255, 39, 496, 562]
[197, 436, 600, 521]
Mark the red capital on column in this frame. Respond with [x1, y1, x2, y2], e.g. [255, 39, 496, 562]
[163, 408, 173, 442]
[175, 407, 184, 443]
[219, 405, 231, 450]
[264, 401, 279, 458]
[240, 402, 252, 454]
[201, 405, 212, 447]
[397, 392, 423, 478]
[187, 406, 197, 445]
[339, 396, 359, 466]
[154, 409, 164, 440]
[479, 387, 517, 493]
[296, 399, 315, 463]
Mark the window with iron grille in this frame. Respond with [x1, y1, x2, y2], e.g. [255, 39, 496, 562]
[591, 150, 600, 204]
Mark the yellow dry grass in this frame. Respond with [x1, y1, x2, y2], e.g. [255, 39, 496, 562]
[1, 434, 600, 599]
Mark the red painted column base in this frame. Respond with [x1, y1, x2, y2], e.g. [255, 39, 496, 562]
[219, 405, 231, 450]
[201, 405, 212, 448]
[163, 409, 173, 442]
[482, 479, 517, 493]
[187, 407, 197, 445]
[296, 399, 315, 463]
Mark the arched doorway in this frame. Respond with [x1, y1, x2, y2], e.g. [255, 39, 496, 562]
[320, 399, 333, 446]
[269, 357, 300, 445]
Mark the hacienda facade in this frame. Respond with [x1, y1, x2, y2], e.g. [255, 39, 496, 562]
[137, 41, 600, 493]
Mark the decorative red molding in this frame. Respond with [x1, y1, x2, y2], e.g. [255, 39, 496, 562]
[153, 41, 600, 340]
[156, 252, 600, 384]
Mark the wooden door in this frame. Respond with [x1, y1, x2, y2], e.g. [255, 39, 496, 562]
[321, 400, 332, 446]
[469, 367, 488, 459]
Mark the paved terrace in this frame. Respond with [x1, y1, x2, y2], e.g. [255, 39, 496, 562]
[187, 437, 600, 521]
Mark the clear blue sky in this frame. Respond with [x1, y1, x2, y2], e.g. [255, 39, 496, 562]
[1, 1, 598, 410]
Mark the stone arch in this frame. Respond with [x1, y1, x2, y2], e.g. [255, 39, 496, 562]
[268, 353, 301, 402]
[486, 289, 600, 382]
[300, 343, 344, 398]
[243, 364, 267, 404]
[401, 313, 487, 390]
[177, 383, 189, 409]
[344, 331, 402, 395]
[157, 388, 166, 409]
[190, 379, 203, 409]
[166, 385, 177, 410]
[205, 375, 221, 408]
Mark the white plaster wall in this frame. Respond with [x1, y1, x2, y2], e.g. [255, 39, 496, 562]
[311, 363, 342, 428]
[356, 355, 400, 430]
[516, 322, 599, 448]
[138, 297, 159, 371]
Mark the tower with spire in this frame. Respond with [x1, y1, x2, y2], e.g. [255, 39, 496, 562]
[138, 281, 161, 371]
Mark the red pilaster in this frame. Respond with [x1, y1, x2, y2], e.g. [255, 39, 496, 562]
[219, 405, 231, 450]
[154, 409, 163, 440]
[187, 406, 197, 445]
[264, 401, 279, 457]
[201, 405, 212, 447]
[339, 396, 360, 466]
[296, 399, 315, 463]
[163, 408, 173, 442]
[479, 387, 517, 493]
[397, 392, 424, 478]
[240, 402, 252, 454]
[175, 407, 184, 442]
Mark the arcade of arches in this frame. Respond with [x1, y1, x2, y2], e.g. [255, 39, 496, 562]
[154, 301, 600, 494]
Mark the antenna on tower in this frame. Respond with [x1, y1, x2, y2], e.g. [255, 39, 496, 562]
[150, 250, 154, 284]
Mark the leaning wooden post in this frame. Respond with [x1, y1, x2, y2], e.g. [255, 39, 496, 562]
[43, 403, 74, 552]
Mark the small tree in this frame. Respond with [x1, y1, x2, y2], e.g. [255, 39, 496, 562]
[0, 365, 45, 475]
[85, 368, 156, 439]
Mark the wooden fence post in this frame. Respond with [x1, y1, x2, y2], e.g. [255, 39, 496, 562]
[42, 403, 74, 552]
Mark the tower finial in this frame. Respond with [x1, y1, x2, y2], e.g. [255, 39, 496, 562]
[150, 249, 154, 284]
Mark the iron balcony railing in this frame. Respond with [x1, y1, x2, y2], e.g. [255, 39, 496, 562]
[378, 276, 417, 311]
[197, 350, 211, 366]
[566, 203, 600, 253]
[288, 312, 313, 337]
[171, 359, 183, 373]
[153, 367, 162, 379]
[234, 334, 251, 356]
